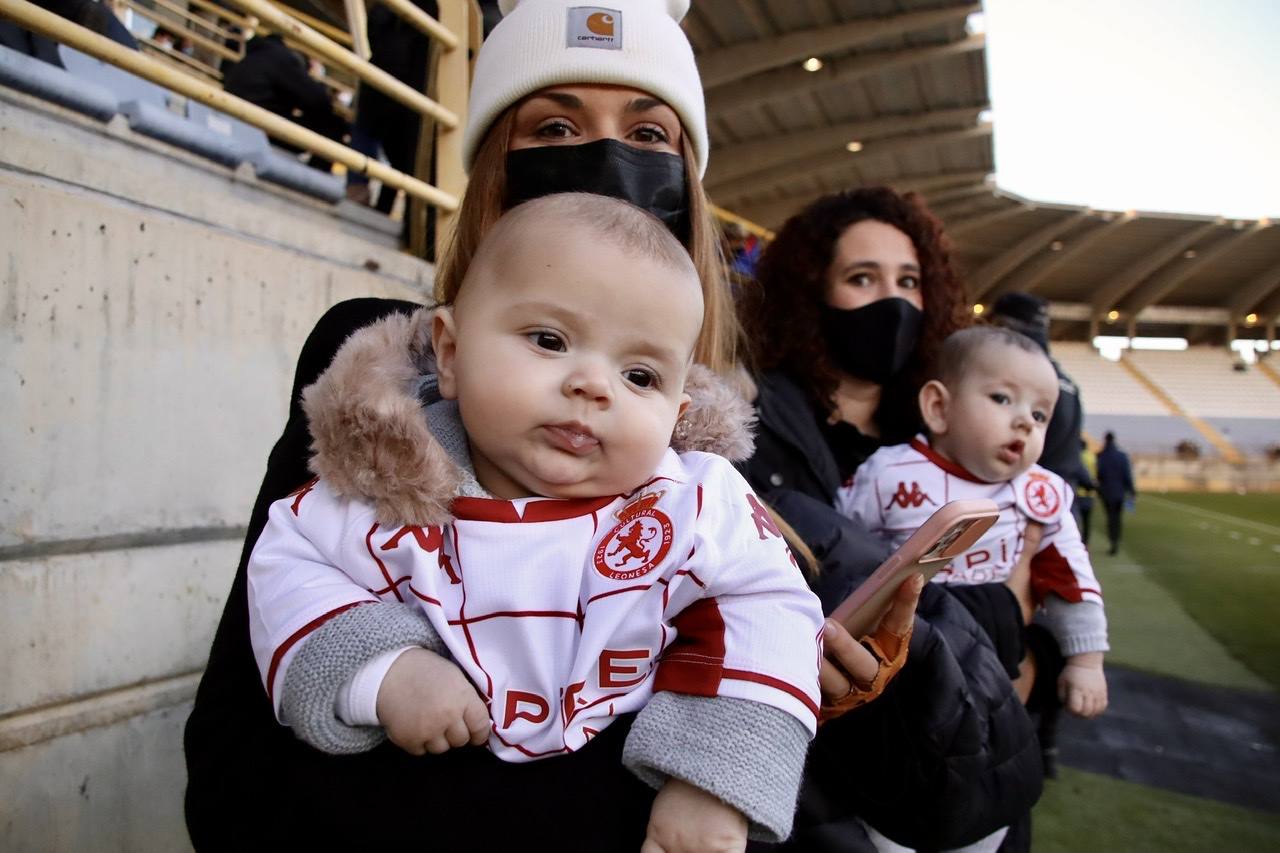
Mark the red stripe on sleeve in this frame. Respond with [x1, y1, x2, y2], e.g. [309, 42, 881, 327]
[653, 598, 725, 696]
[723, 668, 820, 718]
[266, 601, 366, 704]
[1030, 543, 1096, 605]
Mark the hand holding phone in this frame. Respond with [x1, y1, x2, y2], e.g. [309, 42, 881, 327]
[829, 499, 1000, 638]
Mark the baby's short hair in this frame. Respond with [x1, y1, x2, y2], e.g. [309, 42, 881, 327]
[931, 325, 1050, 388]
[459, 193, 697, 301]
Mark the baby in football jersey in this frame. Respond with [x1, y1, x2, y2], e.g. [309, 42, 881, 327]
[247, 193, 824, 846]
[839, 326, 1108, 719]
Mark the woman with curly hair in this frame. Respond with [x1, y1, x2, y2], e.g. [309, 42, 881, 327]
[740, 188, 1045, 853]
[746, 186, 968, 484]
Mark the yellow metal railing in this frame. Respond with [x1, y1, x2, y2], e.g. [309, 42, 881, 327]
[0, 0, 474, 259]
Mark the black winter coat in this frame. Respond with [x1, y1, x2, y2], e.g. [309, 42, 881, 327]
[742, 371, 1043, 850]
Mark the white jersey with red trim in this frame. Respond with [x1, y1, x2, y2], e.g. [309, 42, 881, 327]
[249, 449, 824, 762]
[836, 437, 1102, 606]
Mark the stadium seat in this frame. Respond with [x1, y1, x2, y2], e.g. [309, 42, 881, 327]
[0, 41, 117, 120]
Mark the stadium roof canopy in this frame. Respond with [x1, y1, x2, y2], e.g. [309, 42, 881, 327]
[289, 0, 1280, 342]
[680, 0, 1280, 343]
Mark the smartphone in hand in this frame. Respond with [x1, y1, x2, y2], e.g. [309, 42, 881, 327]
[829, 499, 1000, 637]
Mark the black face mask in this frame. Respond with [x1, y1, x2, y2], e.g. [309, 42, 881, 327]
[505, 139, 690, 242]
[819, 297, 924, 384]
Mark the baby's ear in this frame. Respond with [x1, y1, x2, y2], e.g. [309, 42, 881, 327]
[677, 391, 692, 421]
[918, 380, 950, 436]
[431, 307, 460, 400]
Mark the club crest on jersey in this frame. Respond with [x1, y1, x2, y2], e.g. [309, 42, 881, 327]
[1024, 472, 1060, 519]
[594, 491, 673, 580]
[885, 481, 936, 510]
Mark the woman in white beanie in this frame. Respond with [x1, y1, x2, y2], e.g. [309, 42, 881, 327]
[185, 3, 916, 850]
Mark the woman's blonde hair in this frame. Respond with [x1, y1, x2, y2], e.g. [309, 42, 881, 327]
[434, 103, 738, 374]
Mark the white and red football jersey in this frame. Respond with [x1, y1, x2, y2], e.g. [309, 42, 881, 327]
[837, 437, 1102, 606]
[249, 449, 824, 762]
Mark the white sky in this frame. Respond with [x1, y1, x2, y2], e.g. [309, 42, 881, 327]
[982, 0, 1280, 220]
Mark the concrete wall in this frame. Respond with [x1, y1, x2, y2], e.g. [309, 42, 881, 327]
[0, 87, 433, 849]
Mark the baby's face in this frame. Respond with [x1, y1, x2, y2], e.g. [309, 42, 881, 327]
[435, 227, 702, 500]
[933, 342, 1060, 482]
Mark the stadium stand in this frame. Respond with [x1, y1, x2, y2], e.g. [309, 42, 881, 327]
[1053, 343, 1280, 457]
[1129, 348, 1280, 457]
[1052, 342, 1204, 455]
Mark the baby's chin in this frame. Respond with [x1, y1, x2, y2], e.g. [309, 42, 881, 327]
[517, 468, 650, 501]
[967, 455, 1034, 483]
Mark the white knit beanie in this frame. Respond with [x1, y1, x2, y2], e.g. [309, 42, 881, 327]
[464, 0, 708, 177]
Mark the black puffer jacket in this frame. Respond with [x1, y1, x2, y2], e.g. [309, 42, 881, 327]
[742, 371, 1043, 850]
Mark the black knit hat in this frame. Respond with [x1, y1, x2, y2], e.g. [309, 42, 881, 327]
[990, 292, 1050, 349]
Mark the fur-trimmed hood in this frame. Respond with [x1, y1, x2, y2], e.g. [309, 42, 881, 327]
[301, 308, 756, 528]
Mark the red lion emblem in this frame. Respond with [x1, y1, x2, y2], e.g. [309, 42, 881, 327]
[1023, 473, 1060, 519]
[594, 491, 673, 581]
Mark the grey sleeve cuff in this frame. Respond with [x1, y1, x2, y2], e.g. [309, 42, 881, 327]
[280, 601, 447, 754]
[1040, 597, 1110, 656]
[622, 692, 811, 843]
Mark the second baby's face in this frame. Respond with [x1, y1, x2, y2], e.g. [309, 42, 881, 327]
[934, 341, 1060, 483]
[435, 226, 703, 501]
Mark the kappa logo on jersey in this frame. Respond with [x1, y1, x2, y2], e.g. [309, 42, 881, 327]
[566, 7, 621, 50]
[1024, 472, 1060, 519]
[885, 481, 937, 510]
[594, 491, 673, 580]
[382, 524, 460, 583]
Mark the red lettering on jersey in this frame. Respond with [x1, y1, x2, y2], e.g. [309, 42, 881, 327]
[582, 727, 600, 741]
[884, 481, 937, 510]
[562, 679, 587, 725]
[965, 549, 991, 568]
[288, 477, 319, 516]
[502, 690, 549, 729]
[746, 492, 781, 541]
[381, 524, 460, 583]
[599, 648, 650, 688]
[1024, 473, 1060, 519]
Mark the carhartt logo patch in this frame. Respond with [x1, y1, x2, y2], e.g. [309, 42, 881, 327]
[567, 6, 621, 49]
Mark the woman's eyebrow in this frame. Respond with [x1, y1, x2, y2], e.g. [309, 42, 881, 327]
[626, 96, 667, 114]
[532, 92, 584, 109]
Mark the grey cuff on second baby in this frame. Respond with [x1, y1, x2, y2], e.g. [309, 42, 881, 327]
[623, 692, 811, 843]
[1039, 597, 1110, 657]
[281, 601, 447, 754]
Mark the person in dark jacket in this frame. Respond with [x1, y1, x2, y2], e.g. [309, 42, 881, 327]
[223, 32, 350, 172]
[1, 0, 137, 65]
[347, 0, 436, 213]
[741, 188, 1043, 852]
[1095, 431, 1136, 554]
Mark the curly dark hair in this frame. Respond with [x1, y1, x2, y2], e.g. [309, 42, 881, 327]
[746, 186, 970, 435]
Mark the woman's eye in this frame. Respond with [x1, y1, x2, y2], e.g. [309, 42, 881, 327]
[630, 125, 670, 145]
[529, 331, 566, 352]
[624, 368, 659, 389]
[899, 275, 921, 290]
[848, 272, 874, 287]
[535, 120, 577, 140]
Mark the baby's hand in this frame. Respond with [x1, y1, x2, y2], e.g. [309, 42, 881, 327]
[375, 647, 490, 755]
[1058, 652, 1108, 719]
[640, 778, 747, 853]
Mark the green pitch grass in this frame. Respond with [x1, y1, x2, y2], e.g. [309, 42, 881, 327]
[1095, 491, 1280, 691]
[1034, 767, 1280, 852]
[1035, 492, 1280, 850]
